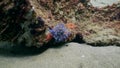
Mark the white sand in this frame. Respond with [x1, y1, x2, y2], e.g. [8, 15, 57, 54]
[90, 0, 119, 7]
[0, 42, 120, 68]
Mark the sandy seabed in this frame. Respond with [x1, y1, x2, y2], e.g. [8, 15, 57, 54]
[0, 42, 120, 68]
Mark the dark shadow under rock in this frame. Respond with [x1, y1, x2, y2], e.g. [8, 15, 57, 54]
[0, 42, 49, 57]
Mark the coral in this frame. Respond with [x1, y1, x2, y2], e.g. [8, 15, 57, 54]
[49, 23, 71, 42]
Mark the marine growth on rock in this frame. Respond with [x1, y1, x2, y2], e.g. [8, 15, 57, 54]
[49, 23, 71, 43]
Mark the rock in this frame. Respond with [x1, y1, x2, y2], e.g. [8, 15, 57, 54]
[0, 0, 50, 47]
[84, 29, 120, 46]
[0, 0, 120, 47]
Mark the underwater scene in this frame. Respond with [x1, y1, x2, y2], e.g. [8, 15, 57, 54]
[0, 0, 120, 68]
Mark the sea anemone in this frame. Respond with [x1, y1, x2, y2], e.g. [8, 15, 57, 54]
[49, 23, 71, 42]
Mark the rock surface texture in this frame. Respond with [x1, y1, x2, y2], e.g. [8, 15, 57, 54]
[0, 0, 120, 46]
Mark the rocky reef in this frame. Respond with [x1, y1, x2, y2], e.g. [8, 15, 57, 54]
[0, 0, 120, 47]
